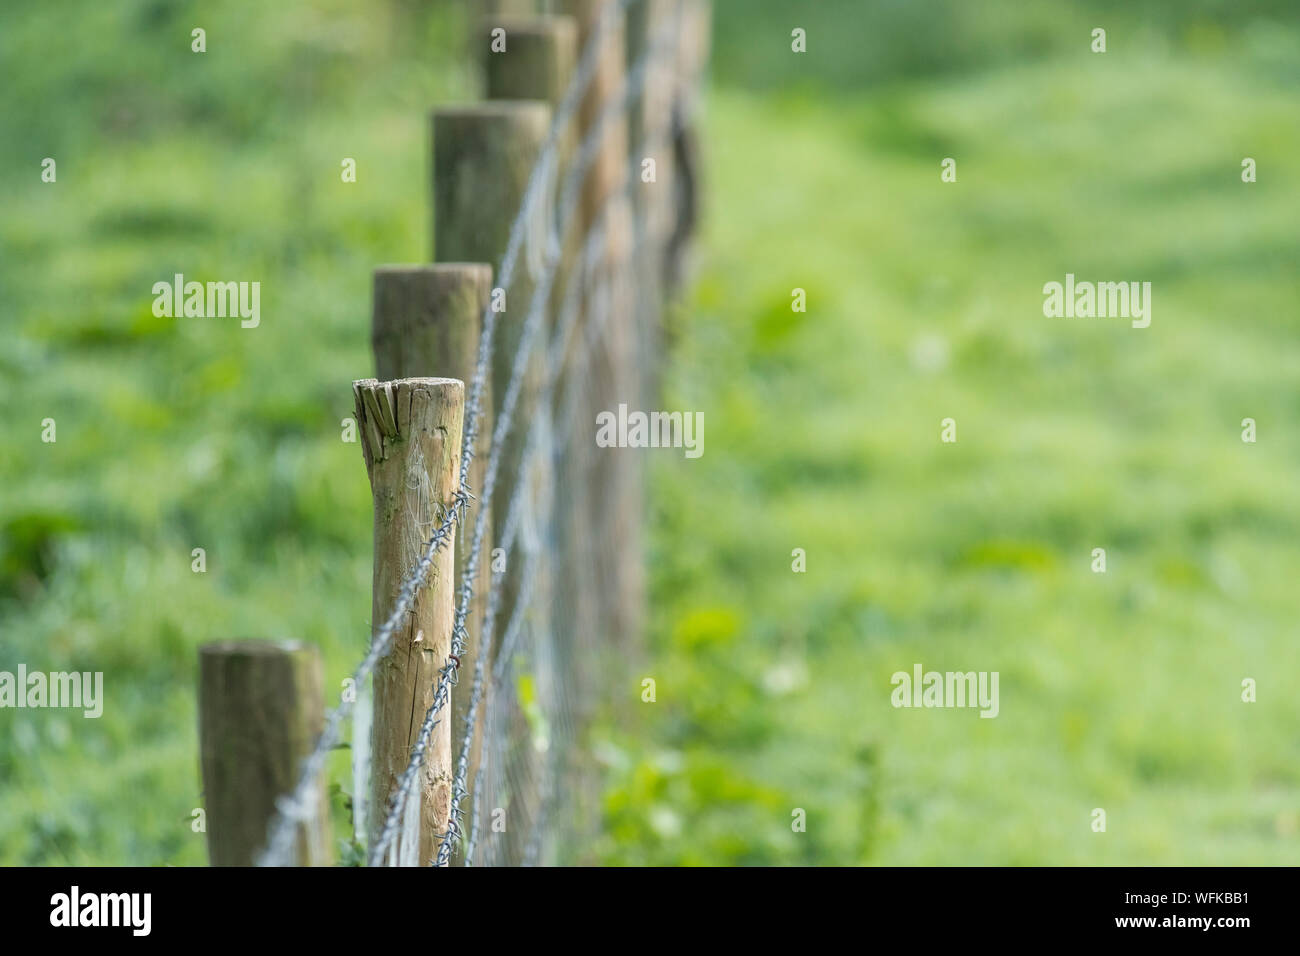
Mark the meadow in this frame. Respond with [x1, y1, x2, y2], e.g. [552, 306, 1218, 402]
[2, 0, 1297, 865]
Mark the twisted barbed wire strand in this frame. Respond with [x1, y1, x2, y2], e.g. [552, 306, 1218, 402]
[255, 0, 640, 869]
[454, 109, 675, 863]
[373, 27, 681, 868]
[363, 2, 671, 868]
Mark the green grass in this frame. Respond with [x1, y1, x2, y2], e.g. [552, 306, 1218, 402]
[2, 1, 1299, 865]
[0, 0, 474, 865]
[599, 18, 1300, 864]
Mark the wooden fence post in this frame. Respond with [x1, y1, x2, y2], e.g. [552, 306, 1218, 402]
[482, 16, 577, 354]
[485, 0, 538, 15]
[664, 0, 710, 293]
[624, 0, 675, 409]
[432, 102, 551, 271]
[478, 12, 578, 868]
[354, 376, 464, 866]
[545, 0, 640, 865]
[626, 0, 676, 213]
[371, 265, 491, 865]
[433, 102, 550, 667]
[198, 639, 330, 866]
[483, 16, 577, 106]
[559, 0, 628, 234]
[558, 0, 642, 655]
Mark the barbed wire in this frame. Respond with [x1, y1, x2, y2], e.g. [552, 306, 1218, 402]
[253, 0, 642, 868]
[446, 96, 681, 863]
[257, 0, 695, 867]
[369, 17, 683, 867]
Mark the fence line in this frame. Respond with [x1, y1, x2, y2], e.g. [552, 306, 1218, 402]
[370, 5, 685, 869]
[203, 0, 709, 868]
[442, 113, 680, 866]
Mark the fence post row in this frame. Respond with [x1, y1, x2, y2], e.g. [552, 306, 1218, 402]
[555, 0, 642, 742]
[480, 13, 580, 866]
[196, 0, 711, 868]
[198, 640, 331, 866]
[432, 95, 552, 863]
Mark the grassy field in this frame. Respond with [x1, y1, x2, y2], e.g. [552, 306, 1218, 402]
[601, 2, 1300, 864]
[2, 1, 1298, 865]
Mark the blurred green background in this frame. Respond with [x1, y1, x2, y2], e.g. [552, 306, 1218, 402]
[2, 0, 1298, 865]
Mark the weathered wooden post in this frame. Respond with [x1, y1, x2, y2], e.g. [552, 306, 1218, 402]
[432, 103, 550, 441]
[664, 0, 710, 293]
[542, 0, 641, 866]
[371, 265, 492, 865]
[558, 0, 642, 658]
[432, 102, 551, 273]
[483, 16, 577, 106]
[354, 376, 464, 866]
[627, 0, 677, 230]
[559, 0, 629, 235]
[482, 16, 577, 356]
[433, 102, 551, 667]
[624, 0, 676, 412]
[485, 0, 537, 15]
[479, 14, 578, 867]
[479, 13, 576, 424]
[198, 639, 331, 866]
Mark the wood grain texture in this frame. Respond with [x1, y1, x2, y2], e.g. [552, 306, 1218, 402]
[433, 102, 551, 688]
[354, 376, 464, 866]
[198, 639, 329, 866]
[371, 266, 491, 865]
